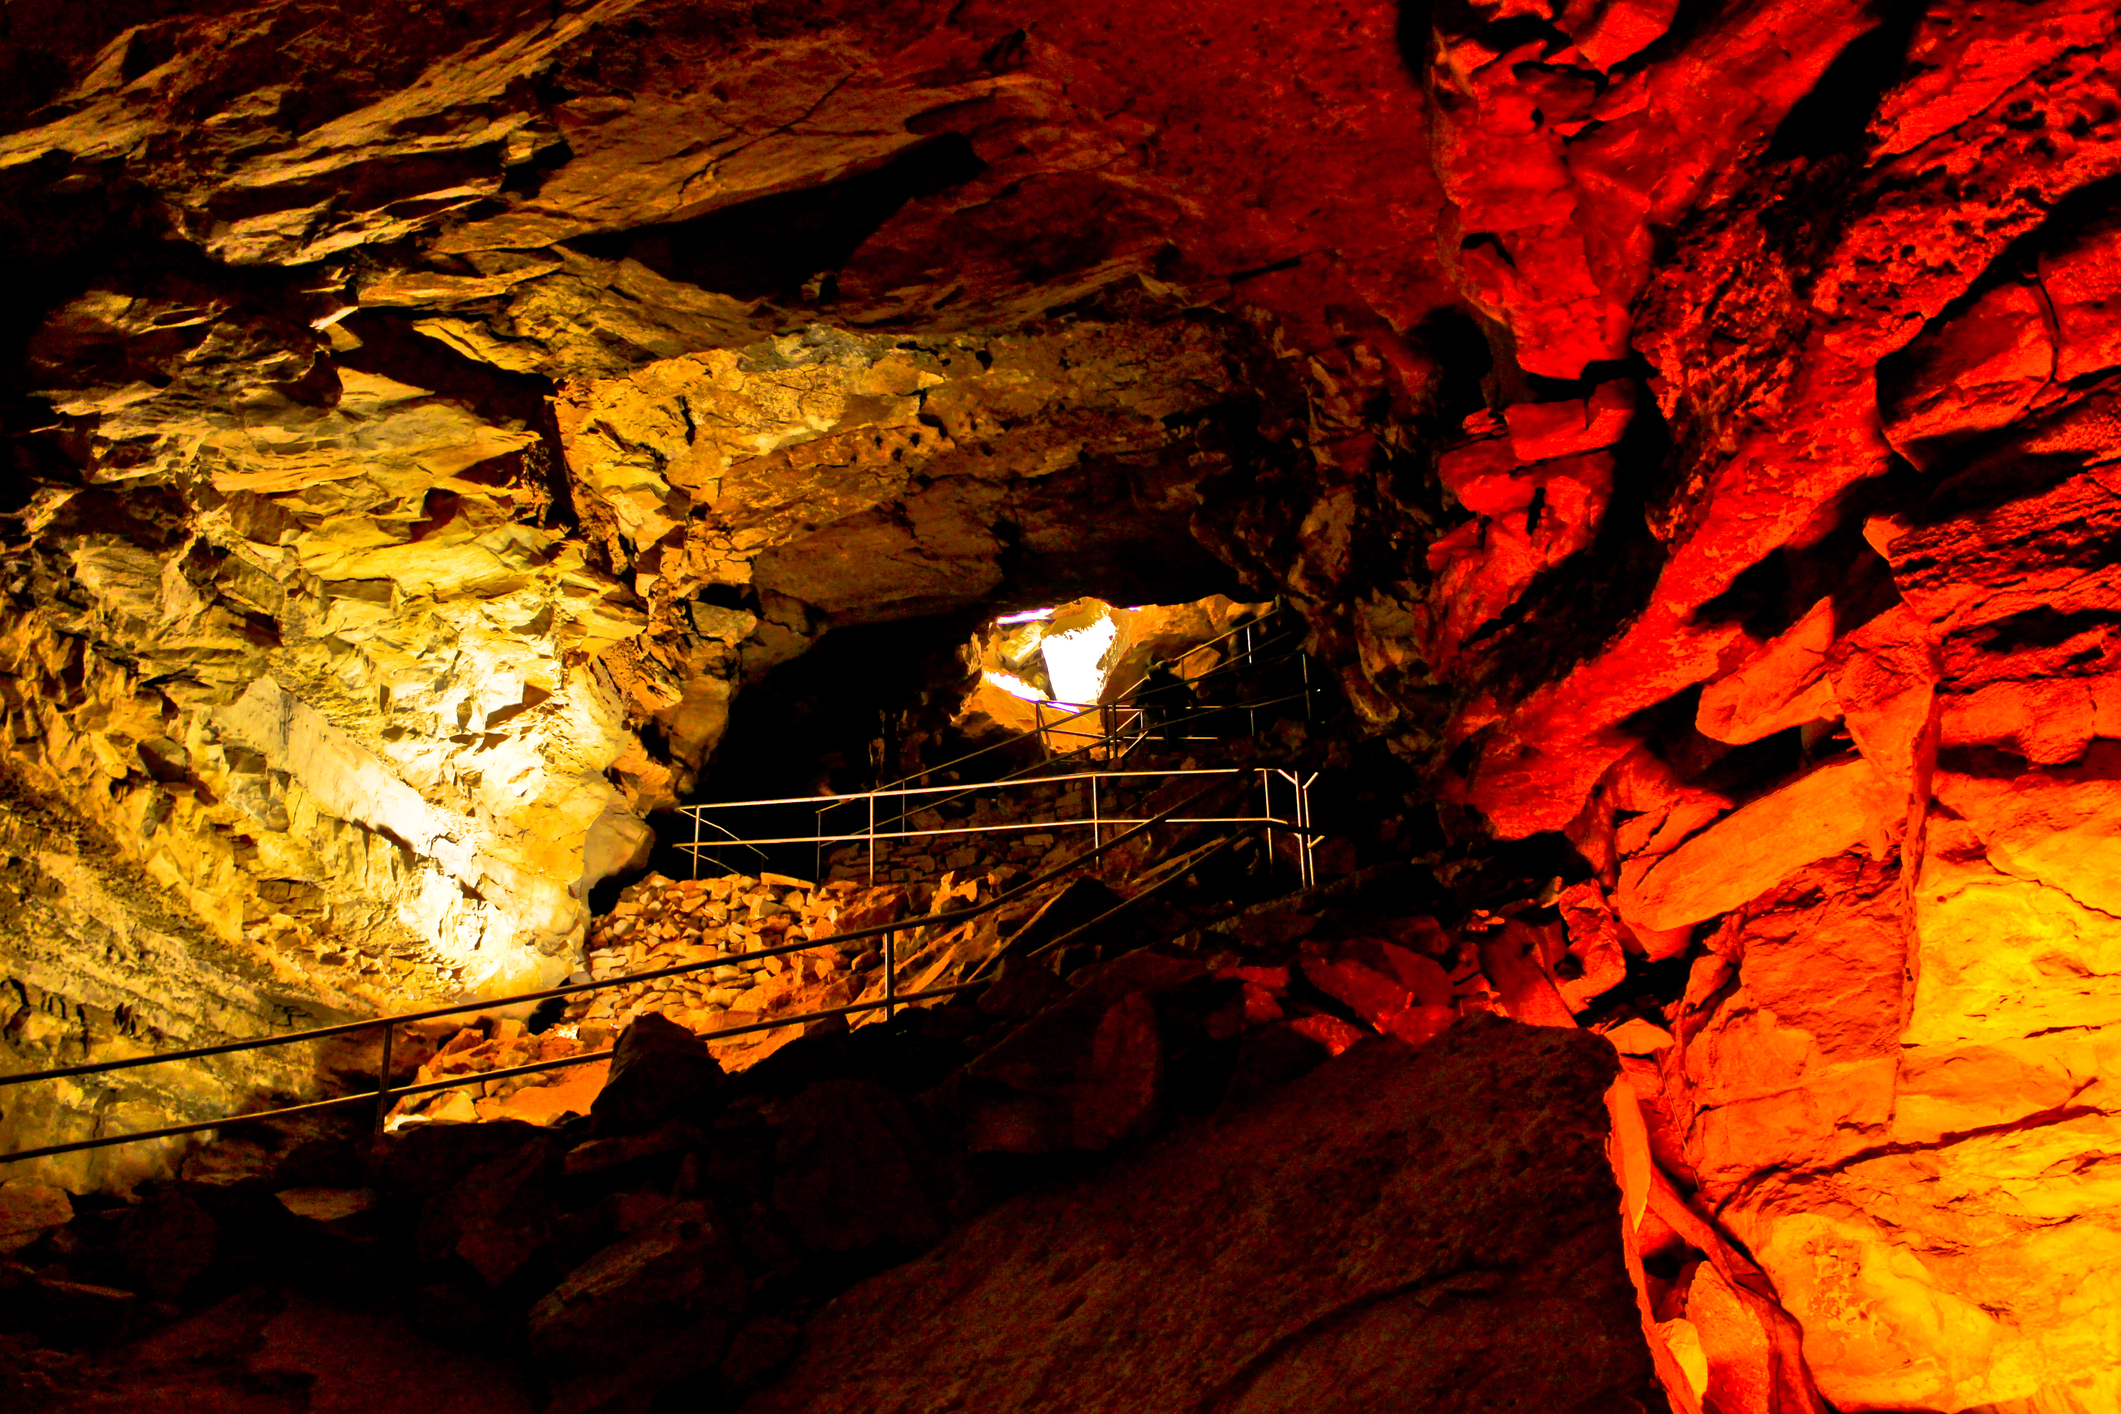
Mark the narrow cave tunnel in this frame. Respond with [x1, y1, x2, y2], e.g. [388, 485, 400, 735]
[3, 3, 2121, 1413]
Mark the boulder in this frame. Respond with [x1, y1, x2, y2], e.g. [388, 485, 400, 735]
[965, 952, 1207, 1153]
[770, 1078, 944, 1255]
[591, 1012, 724, 1135]
[1298, 935, 1457, 1044]
[742, 1017, 1666, 1414]
[1694, 597, 1840, 745]
[413, 1138, 559, 1288]
[1620, 756, 1895, 932]
[1878, 280, 2052, 468]
[1476, 919, 1580, 1028]
[372, 1119, 549, 1199]
[529, 1200, 747, 1414]
[0, 1180, 72, 1255]
[112, 1186, 219, 1301]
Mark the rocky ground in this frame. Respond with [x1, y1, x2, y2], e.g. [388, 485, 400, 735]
[1, 862, 1691, 1414]
[0, 830, 1834, 1414]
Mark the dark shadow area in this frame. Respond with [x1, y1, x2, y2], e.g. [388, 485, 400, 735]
[0, 156, 171, 514]
[1689, 461, 1914, 641]
[1393, 0, 1437, 79]
[332, 311, 554, 429]
[997, 452, 1256, 608]
[0, 1, 247, 127]
[569, 136, 987, 302]
[1907, 385, 2121, 530]
[1412, 306, 1495, 423]
[706, 613, 984, 803]
[1460, 377, 1676, 700]
[1765, 0, 1926, 161]
[1524, 353, 1655, 404]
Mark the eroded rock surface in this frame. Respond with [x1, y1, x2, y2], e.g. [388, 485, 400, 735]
[744, 1018, 1662, 1414]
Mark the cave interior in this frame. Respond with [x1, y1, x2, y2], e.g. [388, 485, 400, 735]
[2, 1, 2121, 1411]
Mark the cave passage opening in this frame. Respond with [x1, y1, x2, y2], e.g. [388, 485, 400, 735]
[635, 589, 1296, 894]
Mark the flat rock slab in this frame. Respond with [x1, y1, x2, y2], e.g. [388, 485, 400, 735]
[744, 1015, 1665, 1414]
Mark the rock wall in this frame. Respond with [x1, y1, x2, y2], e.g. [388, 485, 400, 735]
[0, 781, 353, 1192]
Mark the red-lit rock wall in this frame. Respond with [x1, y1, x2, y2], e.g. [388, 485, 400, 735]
[1369, 8, 2121, 1409]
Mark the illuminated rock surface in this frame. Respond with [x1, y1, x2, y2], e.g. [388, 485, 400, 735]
[1, 1, 2120, 1410]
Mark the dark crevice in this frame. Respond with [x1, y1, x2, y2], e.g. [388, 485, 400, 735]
[568, 135, 988, 302]
[1410, 307, 1494, 425]
[1463, 378, 1675, 700]
[1765, 0, 1927, 161]
[332, 311, 555, 430]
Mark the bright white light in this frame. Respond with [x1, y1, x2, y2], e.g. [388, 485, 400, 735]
[1041, 615, 1118, 703]
[982, 669, 1047, 702]
[996, 608, 1054, 625]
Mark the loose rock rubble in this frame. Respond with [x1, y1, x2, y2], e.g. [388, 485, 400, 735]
[1, 866, 1666, 1414]
[387, 865, 1062, 1127]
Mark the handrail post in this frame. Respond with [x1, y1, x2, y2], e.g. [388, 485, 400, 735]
[1289, 775, 1306, 886]
[0, 773, 1238, 1169]
[1258, 768, 1269, 875]
[1091, 773, 1101, 851]
[1245, 622, 1257, 737]
[867, 792, 877, 881]
[691, 807, 701, 882]
[372, 1020, 394, 1138]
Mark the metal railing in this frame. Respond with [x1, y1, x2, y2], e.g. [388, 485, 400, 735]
[681, 765, 1319, 890]
[1029, 698, 1147, 757]
[861, 609, 1310, 797]
[0, 775, 1285, 1168]
[675, 617, 1317, 887]
[1021, 615, 1307, 759]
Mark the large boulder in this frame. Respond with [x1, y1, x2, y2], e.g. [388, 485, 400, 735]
[529, 1199, 748, 1414]
[590, 1012, 724, 1135]
[743, 1016, 1664, 1414]
[770, 1078, 945, 1256]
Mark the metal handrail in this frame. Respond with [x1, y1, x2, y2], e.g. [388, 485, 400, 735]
[688, 814, 771, 878]
[673, 660, 1311, 880]
[693, 764, 1268, 812]
[849, 613, 1306, 799]
[680, 765, 1313, 890]
[845, 666, 1313, 856]
[0, 981, 987, 1166]
[0, 774, 1250, 1166]
[968, 824, 1255, 981]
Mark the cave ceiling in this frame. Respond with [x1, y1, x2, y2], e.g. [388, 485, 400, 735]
[5, 1, 2121, 1407]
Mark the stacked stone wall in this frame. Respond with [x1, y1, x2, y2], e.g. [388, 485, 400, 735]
[817, 773, 1178, 885]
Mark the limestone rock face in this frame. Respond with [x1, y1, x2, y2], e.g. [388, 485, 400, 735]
[743, 1019, 1665, 1414]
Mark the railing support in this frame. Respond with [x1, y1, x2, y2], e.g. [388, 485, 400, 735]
[0, 776, 1244, 1168]
[372, 1020, 394, 1138]
[1289, 775, 1306, 886]
[1261, 768, 1274, 874]
[884, 925, 897, 1023]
